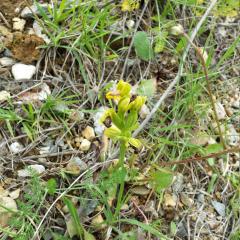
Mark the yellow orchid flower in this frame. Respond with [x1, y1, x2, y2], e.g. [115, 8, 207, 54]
[106, 80, 131, 101]
[128, 96, 147, 111]
[121, 0, 140, 12]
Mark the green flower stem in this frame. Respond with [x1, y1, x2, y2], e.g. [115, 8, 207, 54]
[114, 141, 126, 218]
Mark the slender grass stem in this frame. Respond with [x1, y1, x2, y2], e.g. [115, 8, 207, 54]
[114, 141, 126, 219]
[182, 32, 227, 149]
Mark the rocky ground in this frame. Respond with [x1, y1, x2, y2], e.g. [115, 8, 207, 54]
[0, 0, 239, 240]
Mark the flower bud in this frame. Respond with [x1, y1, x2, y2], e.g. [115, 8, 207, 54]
[118, 97, 130, 113]
[170, 24, 184, 36]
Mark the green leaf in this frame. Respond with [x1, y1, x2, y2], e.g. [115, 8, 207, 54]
[137, 79, 156, 97]
[119, 219, 170, 239]
[205, 144, 223, 154]
[133, 31, 154, 61]
[204, 143, 223, 166]
[46, 178, 57, 195]
[64, 198, 84, 238]
[150, 168, 173, 192]
[84, 230, 96, 240]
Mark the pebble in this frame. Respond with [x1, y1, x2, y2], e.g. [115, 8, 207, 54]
[180, 193, 194, 206]
[12, 17, 26, 31]
[163, 193, 177, 208]
[214, 102, 227, 120]
[21, 4, 48, 18]
[69, 110, 84, 122]
[32, 20, 51, 44]
[0, 57, 15, 67]
[9, 189, 20, 200]
[211, 200, 225, 217]
[130, 186, 150, 195]
[81, 126, 95, 140]
[65, 157, 88, 175]
[21, 6, 36, 18]
[17, 164, 46, 177]
[12, 63, 36, 80]
[172, 174, 184, 193]
[91, 214, 105, 229]
[144, 200, 158, 218]
[80, 139, 91, 151]
[226, 124, 239, 146]
[190, 131, 210, 146]
[9, 142, 24, 154]
[0, 197, 17, 227]
[0, 91, 10, 102]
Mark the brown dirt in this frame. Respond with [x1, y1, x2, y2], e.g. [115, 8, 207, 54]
[6, 32, 44, 63]
[0, 0, 25, 23]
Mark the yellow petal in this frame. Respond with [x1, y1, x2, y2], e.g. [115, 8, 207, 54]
[128, 96, 146, 110]
[117, 80, 131, 97]
[104, 125, 121, 139]
[100, 109, 115, 124]
[128, 138, 142, 148]
[106, 91, 121, 101]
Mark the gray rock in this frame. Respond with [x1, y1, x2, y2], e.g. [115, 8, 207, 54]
[12, 17, 26, 31]
[9, 142, 24, 154]
[211, 200, 225, 217]
[18, 164, 46, 177]
[21, 4, 49, 18]
[226, 124, 240, 146]
[32, 21, 50, 44]
[172, 174, 184, 193]
[214, 102, 227, 120]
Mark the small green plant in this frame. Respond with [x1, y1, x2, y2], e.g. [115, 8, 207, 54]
[5, 173, 46, 239]
[101, 80, 146, 217]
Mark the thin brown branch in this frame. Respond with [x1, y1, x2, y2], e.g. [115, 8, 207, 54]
[182, 33, 227, 149]
[160, 147, 240, 166]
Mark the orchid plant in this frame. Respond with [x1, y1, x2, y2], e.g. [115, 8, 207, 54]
[101, 80, 146, 216]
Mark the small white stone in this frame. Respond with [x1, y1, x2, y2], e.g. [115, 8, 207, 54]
[32, 21, 51, 44]
[9, 189, 20, 200]
[20, 5, 38, 18]
[80, 139, 91, 151]
[231, 99, 240, 109]
[226, 124, 240, 146]
[0, 197, 17, 227]
[9, 142, 24, 154]
[0, 57, 15, 67]
[163, 193, 177, 208]
[214, 102, 227, 120]
[65, 157, 88, 175]
[0, 91, 10, 102]
[12, 17, 26, 31]
[12, 63, 36, 80]
[17, 164, 45, 177]
[81, 126, 95, 140]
